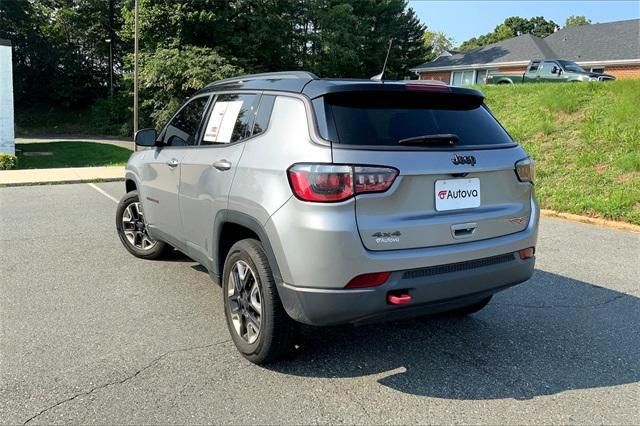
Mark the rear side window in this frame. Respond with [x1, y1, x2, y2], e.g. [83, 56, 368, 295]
[202, 94, 261, 145]
[528, 61, 540, 72]
[252, 95, 276, 136]
[324, 92, 513, 148]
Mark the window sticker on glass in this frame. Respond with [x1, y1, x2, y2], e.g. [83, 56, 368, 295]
[204, 102, 228, 142]
[203, 101, 243, 143]
[216, 101, 243, 143]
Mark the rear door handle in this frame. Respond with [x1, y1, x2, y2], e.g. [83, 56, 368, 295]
[212, 160, 232, 171]
[166, 158, 179, 168]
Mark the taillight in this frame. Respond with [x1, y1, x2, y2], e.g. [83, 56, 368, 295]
[515, 158, 535, 183]
[345, 272, 391, 289]
[288, 164, 398, 202]
[354, 166, 398, 194]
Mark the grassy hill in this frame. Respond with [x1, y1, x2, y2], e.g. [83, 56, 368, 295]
[478, 80, 640, 225]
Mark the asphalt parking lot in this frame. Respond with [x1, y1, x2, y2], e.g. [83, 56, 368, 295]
[1, 181, 639, 424]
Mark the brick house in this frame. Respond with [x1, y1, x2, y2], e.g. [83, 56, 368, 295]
[411, 19, 640, 84]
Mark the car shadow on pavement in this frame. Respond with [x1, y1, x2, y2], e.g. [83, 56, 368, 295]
[268, 269, 640, 400]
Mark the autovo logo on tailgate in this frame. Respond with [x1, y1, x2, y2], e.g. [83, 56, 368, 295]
[438, 189, 479, 200]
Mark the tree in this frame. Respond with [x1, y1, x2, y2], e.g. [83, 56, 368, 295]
[458, 16, 559, 52]
[423, 30, 454, 61]
[565, 15, 592, 27]
[137, 46, 241, 127]
[5, 0, 429, 130]
[120, 0, 428, 79]
[528, 16, 559, 37]
[0, 0, 125, 108]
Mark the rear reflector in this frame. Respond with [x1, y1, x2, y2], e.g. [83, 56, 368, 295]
[518, 247, 535, 259]
[388, 292, 412, 305]
[345, 272, 391, 289]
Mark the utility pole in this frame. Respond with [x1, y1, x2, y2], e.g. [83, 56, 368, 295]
[107, 0, 114, 97]
[105, 38, 113, 96]
[133, 0, 139, 139]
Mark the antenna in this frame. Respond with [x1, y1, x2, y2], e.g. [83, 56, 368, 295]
[370, 38, 394, 81]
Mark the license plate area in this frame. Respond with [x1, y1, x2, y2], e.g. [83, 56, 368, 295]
[435, 178, 481, 211]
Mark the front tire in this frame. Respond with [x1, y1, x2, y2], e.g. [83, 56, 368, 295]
[116, 191, 172, 259]
[223, 239, 297, 364]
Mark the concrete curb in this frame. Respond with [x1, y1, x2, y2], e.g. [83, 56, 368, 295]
[0, 166, 125, 187]
[0, 177, 124, 188]
[540, 209, 640, 233]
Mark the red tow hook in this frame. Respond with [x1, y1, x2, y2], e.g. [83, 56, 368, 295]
[388, 291, 412, 305]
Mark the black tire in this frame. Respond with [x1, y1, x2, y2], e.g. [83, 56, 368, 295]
[116, 191, 172, 259]
[222, 239, 297, 364]
[442, 295, 492, 317]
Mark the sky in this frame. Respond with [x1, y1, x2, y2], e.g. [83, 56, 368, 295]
[409, 0, 640, 46]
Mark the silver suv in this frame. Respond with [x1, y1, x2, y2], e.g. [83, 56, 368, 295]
[116, 71, 538, 364]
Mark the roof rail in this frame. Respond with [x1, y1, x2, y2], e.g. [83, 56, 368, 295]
[206, 71, 318, 88]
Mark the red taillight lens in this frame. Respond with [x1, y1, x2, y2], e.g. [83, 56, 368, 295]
[288, 164, 398, 202]
[345, 272, 391, 289]
[288, 164, 353, 202]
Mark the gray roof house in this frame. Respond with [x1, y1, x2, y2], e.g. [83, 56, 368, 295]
[411, 19, 640, 85]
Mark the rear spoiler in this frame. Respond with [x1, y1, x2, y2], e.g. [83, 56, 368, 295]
[303, 79, 485, 100]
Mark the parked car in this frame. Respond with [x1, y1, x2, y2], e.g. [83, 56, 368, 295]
[116, 72, 539, 364]
[487, 59, 615, 84]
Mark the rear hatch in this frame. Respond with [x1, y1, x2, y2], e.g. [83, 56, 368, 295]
[318, 87, 533, 251]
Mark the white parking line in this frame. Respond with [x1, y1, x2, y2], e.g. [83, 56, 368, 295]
[87, 183, 118, 204]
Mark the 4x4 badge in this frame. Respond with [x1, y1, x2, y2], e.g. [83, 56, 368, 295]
[452, 154, 476, 166]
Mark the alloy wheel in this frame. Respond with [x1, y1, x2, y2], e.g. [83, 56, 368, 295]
[227, 260, 262, 344]
[121, 202, 157, 251]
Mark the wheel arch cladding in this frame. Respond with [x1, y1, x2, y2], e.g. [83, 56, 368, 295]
[125, 179, 137, 193]
[213, 210, 283, 285]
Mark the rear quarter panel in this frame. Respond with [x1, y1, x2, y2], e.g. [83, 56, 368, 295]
[228, 95, 332, 225]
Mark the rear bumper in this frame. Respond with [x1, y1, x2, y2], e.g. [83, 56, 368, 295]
[278, 253, 534, 325]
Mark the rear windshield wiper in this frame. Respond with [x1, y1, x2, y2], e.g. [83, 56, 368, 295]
[398, 133, 459, 146]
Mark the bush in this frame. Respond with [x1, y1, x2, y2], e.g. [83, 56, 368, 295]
[0, 153, 18, 170]
[90, 93, 134, 138]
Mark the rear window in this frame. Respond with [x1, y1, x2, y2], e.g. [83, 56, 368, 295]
[323, 92, 514, 148]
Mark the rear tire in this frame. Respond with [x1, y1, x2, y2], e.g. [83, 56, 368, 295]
[223, 239, 297, 364]
[116, 191, 172, 259]
[442, 295, 492, 317]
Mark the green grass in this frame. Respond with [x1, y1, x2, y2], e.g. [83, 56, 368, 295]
[476, 80, 640, 224]
[16, 142, 132, 169]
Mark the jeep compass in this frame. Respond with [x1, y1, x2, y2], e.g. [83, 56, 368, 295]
[116, 71, 539, 364]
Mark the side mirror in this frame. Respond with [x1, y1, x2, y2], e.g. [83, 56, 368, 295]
[134, 128, 158, 147]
